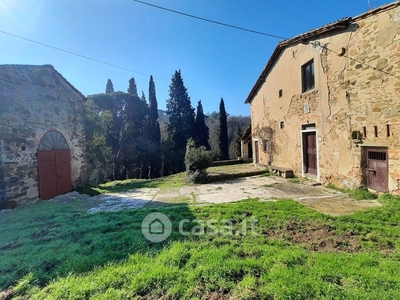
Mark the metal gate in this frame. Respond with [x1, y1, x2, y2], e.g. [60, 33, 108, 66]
[37, 131, 71, 199]
[366, 148, 388, 192]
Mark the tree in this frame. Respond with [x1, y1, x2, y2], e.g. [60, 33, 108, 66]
[148, 75, 161, 177]
[127, 77, 138, 96]
[148, 76, 161, 146]
[105, 79, 114, 94]
[141, 91, 147, 103]
[166, 70, 195, 172]
[218, 98, 229, 160]
[194, 100, 210, 149]
[185, 138, 212, 183]
[83, 99, 113, 182]
[233, 122, 243, 158]
[88, 92, 151, 180]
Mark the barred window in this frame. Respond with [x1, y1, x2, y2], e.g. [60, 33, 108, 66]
[263, 139, 271, 153]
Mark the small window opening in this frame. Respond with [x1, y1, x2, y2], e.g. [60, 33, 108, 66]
[262, 139, 271, 153]
[386, 124, 391, 137]
[279, 89, 283, 98]
[21, 146, 26, 151]
[301, 59, 315, 93]
[363, 126, 367, 139]
[280, 121, 285, 129]
[374, 126, 378, 137]
[368, 151, 387, 161]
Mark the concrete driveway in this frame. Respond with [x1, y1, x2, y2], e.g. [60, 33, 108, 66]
[81, 175, 381, 216]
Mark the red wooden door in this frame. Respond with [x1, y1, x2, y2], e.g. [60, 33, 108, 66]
[38, 151, 58, 199]
[37, 131, 71, 199]
[56, 150, 72, 195]
[38, 150, 71, 199]
[366, 148, 388, 192]
[304, 132, 317, 175]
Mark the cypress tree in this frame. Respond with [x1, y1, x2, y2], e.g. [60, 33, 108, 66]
[234, 122, 243, 158]
[149, 76, 161, 146]
[105, 79, 114, 94]
[127, 77, 138, 96]
[166, 70, 195, 172]
[218, 98, 229, 160]
[166, 70, 195, 151]
[141, 91, 147, 103]
[194, 100, 210, 149]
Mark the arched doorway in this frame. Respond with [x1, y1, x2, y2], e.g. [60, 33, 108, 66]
[37, 131, 71, 199]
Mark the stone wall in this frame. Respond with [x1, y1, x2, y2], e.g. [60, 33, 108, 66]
[249, 3, 400, 193]
[0, 65, 87, 208]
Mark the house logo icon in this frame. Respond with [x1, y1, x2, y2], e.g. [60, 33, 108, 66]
[142, 212, 172, 242]
[149, 218, 164, 234]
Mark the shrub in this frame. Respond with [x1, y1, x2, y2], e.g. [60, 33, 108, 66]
[185, 139, 212, 183]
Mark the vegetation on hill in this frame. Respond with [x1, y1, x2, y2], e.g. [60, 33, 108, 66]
[85, 72, 250, 183]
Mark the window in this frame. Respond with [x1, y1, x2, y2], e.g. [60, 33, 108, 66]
[280, 121, 285, 129]
[302, 59, 315, 93]
[363, 126, 367, 139]
[374, 126, 378, 137]
[279, 89, 283, 98]
[386, 124, 391, 137]
[263, 139, 271, 153]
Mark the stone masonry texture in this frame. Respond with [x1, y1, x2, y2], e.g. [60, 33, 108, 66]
[0, 65, 87, 208]
[248, 3, 400, 193]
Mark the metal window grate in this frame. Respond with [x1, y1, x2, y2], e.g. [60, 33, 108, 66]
[262, 139, 271, 153]
[38, 131, 69, 151]
[368, 151, 386, 161]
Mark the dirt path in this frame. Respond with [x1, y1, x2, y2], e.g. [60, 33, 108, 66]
[50, 175, 382, 216]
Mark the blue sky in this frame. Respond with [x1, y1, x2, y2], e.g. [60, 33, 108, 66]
[0, 0, 392, 116]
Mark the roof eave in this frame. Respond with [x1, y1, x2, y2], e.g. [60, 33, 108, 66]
[244, 17, 352, 104]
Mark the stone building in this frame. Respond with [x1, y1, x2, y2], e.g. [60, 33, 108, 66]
[0, 65, 87, 209]
[245, 2, 400, 193]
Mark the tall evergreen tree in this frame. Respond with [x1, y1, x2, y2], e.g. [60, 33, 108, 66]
[166, 70, 195, 172]
[233, 122, 243, 158]
[194, 100, 210, 149]
[148, 76, 161, 177]
[105, 79, 114, 94]
[141, 91, 147, 103]
[127, 77, 138, 96]
[218, 98, 229, 160]
[149, 76, 161, 146]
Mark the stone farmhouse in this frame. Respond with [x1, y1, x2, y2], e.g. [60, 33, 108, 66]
[244, 2, 400, 193]
[0, 65, 87, 209]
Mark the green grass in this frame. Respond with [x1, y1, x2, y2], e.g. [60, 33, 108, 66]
[288, 177, 301, 184]
[76, 172, 187, 196]
[1, 182, 400, 298]
[326, 184, 378, 200]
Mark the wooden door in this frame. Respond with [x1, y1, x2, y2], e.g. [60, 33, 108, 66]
[37, 131, 71, 199]
[254, 141, 259, 164]
[304, 132, 317, 175]
[366, 148, 388, 192]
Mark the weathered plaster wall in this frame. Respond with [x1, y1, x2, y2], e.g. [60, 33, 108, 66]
[250, 3, 400, 192]
[0, 65, 86, 208]
[251, 30, 354, 181]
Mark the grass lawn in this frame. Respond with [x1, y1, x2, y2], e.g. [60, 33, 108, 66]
[1, 172, 400, 299]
